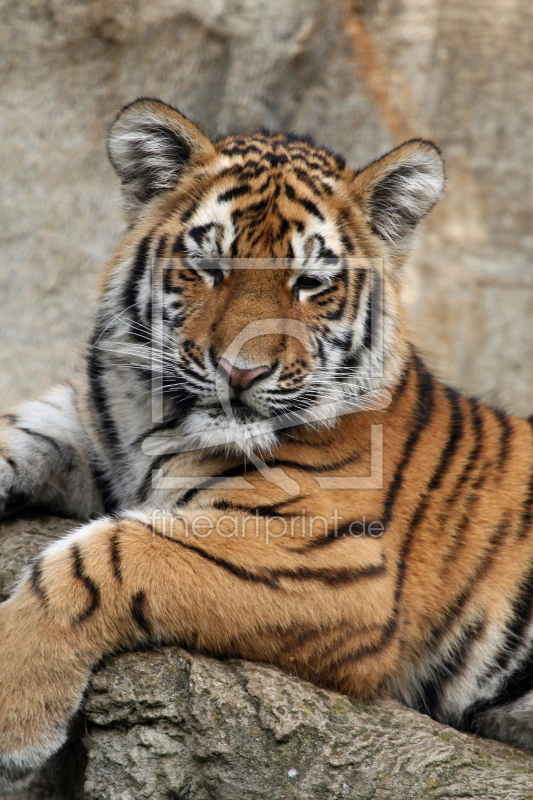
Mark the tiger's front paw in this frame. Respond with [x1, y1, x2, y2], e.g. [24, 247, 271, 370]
[0, 592, 91, 790]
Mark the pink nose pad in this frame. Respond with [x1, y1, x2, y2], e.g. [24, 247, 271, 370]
[216, 358, 271, 389]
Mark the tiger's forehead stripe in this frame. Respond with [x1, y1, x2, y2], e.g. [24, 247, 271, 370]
[161, 132, 358, 261]
[217, 131, 345, 166]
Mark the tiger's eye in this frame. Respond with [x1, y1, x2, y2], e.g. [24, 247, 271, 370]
[211, 269, 223, 287]
[202, 263, 223, 286]
[295, 275, 323, 291]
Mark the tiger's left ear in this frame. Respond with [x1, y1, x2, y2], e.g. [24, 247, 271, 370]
[107, 98, 215, 222]
[352, 139, 445, 260]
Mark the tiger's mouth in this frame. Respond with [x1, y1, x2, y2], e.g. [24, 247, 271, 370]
[228, 396, 257, 420]
[197, 396, 264, 425]
[200, 392, 277, 426]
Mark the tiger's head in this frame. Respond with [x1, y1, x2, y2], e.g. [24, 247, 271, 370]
[101, 98, 444, 455]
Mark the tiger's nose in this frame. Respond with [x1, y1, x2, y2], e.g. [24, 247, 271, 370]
[216, 358, 271, 389]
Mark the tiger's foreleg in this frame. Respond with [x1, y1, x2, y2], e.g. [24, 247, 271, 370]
[0, 505, 394, 789]
[0, 384, 102, 519]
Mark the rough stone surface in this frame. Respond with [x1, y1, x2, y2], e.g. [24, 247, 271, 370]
[82, 650, 533, 800]
[2, 514, 533, 799]
[0, 514, 73, 601]
[1, 0, 533, 415]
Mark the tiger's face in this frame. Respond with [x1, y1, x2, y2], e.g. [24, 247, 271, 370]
[104, 100, 444, 454]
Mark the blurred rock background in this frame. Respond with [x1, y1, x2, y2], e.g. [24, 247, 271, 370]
[1, 0, 532, 414]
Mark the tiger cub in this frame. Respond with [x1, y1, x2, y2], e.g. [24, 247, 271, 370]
[1, 98, 533, 790]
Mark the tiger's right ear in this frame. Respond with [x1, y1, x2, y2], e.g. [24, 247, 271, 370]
[107, 98, 215, 222]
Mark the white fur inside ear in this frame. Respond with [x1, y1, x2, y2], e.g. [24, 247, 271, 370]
[108, 110, 193, 207]
[107, 100, 214, 219]
[369, 146, 444, 243]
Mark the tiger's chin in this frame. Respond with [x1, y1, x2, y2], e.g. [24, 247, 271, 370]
[181, 407, 280, 456]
